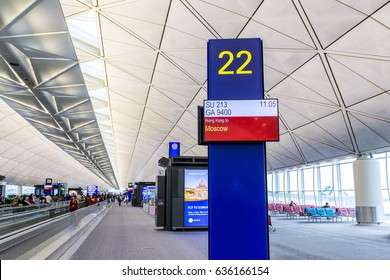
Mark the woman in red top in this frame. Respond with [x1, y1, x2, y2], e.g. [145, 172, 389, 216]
[89, 195, 97, 205]
[69, 196, 78, 212]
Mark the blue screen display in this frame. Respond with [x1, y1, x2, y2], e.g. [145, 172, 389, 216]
[183, 169, 208, 227]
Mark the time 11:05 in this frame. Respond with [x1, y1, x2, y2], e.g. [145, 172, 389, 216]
[259, 100, 277, 107]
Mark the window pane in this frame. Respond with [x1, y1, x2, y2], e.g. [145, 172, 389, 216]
[290, 192, 299, 204]
[289, 170, 298, 191]
[319, 165, 334, 207]
[5, 185, 19, 196]
[22, 186, 34, 195]
[339, 163, 354, 208]
[387, 153, 390, 201]
[267, 173, 274, 202]
[303, 191, 316, 206]
[339, 163, 354, 190]
[302, 167, 314, 205]
[341, 190, 355, 208]
[275, 172, 284, 203]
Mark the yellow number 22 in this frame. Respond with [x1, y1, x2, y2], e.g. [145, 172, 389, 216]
[218, 50, 252, 75]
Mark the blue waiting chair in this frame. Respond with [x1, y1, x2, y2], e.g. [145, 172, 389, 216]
[315, 207, 328, 217]
[324, 207, 340, 222]
[305, 208, 322, 222]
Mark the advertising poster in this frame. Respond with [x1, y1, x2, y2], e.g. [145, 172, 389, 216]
[184, 169, 208, 227]
[142, 186, 156, 202]
[86, 186, 98, 196]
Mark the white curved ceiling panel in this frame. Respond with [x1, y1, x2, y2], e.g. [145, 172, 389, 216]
[255, 0, 315, 47]
[300, 0, 366, 48]
[349, 113, 390, 152]
[185, 0, 252, 38]
[349, 93, 390, 120]
[372, 2, 390, 27]
[288, 55, 339, 105]
[242, 19, 314, 50]
[339, 0, 389, 15]
[328, 18, 390, 57]
[329, 54, 390, 93]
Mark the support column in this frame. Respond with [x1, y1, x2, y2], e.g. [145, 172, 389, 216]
[353, 155, 384, 224]
[17, 185, 23, 196]
[0, 184, 5, 196]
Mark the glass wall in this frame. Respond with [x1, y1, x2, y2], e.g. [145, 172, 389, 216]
[4, 185, 35, 196]
[338, 162, 355, 207]
[302, 167, 315, 205]
[5, 185, 20, 196]
[288, 170, 298, 204]
[267, 152, 390, 213]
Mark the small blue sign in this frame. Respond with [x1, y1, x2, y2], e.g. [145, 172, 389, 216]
[128, 183, 133, 201]
[169, 142, 180, 158]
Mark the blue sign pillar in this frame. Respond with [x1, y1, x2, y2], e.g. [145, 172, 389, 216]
[207, 38, 269, 259]
[128, 182, 133, 202]
[44, 178, 53, 196]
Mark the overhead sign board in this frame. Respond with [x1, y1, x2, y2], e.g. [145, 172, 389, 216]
[203, 99, 279, 141]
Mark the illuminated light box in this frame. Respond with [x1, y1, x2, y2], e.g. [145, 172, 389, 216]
[203, 99, 279, 142]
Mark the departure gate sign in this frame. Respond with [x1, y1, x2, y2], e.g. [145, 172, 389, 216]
[208, 38, 269, 260]
[203, 99, 279, 141]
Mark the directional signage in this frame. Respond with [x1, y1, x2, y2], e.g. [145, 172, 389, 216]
[169, 142, 180, 158]
[44, 178, 53, 190]
[87, 185, 98, 195]
[207, 38, 270, 260]
[203, 99, 279, 141]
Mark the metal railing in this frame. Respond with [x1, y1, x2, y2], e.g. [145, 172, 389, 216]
[0, 201, 70, 216]
[0, 201, 71, 235]
[0, 201, 111, 259]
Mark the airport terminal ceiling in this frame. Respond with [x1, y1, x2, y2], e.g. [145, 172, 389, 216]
[1, 0, 390, 191]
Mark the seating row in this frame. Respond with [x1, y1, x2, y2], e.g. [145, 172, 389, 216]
[268, 203, 315, 218]
[268, 203, 356, 222]
[304, 207, 341, 222]
[336, 207, 356, 221]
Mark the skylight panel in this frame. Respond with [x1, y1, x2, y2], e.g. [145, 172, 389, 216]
[66, 12, 99, 48]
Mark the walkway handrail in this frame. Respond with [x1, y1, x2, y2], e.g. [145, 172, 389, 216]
[0, 201, 111, 260]
[0, 201, 70, 216]
[0, 201, 70, 234]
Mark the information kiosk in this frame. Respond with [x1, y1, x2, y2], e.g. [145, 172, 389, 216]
[132, 182, 155, 207]
[156, 156, 208, 230]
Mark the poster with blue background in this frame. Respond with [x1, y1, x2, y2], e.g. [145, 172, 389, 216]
[184, 169, 208, 227]
[86, 186, 98, 196]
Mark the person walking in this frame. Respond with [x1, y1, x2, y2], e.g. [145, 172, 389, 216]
[69, 196, 78, 212]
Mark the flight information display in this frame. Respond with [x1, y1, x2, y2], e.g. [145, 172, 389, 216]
[203, 99, 279, 142]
